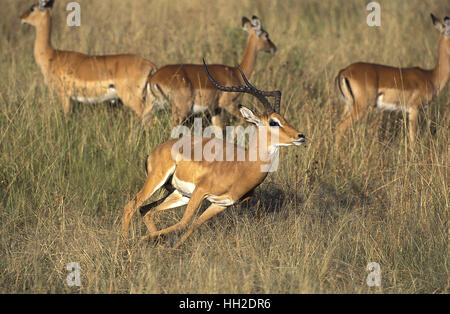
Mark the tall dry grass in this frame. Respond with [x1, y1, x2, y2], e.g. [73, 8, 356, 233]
[0, 0, 448, 293]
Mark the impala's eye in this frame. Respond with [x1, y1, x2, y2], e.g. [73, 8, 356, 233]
[30, 6, 34, 12]
[269, 119, 280, 127]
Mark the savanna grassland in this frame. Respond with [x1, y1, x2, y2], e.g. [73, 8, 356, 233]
[0, 0, 448, 293]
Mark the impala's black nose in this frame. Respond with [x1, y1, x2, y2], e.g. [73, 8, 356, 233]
[297, 134, 306, 142]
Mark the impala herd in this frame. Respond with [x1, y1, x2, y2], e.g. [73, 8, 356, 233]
[144, 16, 277, 127]
[20, 0, 449, 248]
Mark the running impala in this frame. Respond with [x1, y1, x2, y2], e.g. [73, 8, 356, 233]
[121, 60, 305, 249]
[335, 14, 449, 145]
[143, 16, 277, 127]
[20, 0, 157, 117]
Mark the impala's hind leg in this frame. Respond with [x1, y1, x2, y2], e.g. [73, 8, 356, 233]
[335, 85, 373, 142]
[172, 100, 193, 126]
[61, 96, 72, 115]
[141, 190, 190, 236]
[334, 75, 366, 142]
[335, 104, 367, 142]
[219, 93, 244, 126]
[171, 88, 194, 126]
[122, 156, 175, 239]
[142, 188, 206, 241]
[116, 84, 145, 117]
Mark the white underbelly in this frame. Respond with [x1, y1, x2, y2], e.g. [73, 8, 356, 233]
[192, 104, 209, 114]
[171, 175, 234, 206]
[172, 175, 196, 197]
[376, 94, 410, 113]
[72, 86, 118, 104]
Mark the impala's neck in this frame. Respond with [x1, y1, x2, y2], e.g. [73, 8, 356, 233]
[239, 34, 259, 78]
[246, 126, 279, 177]
[33, 12, 55, 70]
[432, 35, 450, 93]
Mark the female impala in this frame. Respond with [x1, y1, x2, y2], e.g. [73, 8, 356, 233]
[20, 0, 157, 117]
[143, 16, 277, 127]
[335, 14, 450, 144]
[122, 60, 305, 249]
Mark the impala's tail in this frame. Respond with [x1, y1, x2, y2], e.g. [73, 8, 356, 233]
[142, 78, 169, 122]
[146, 78, 169, 107]
[335, 70, 354, 109]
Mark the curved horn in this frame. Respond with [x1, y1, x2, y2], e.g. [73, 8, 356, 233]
[203, 58, 280, 113]
[236, 66, 281, 112]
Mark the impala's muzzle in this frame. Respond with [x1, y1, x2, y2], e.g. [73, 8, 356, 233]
[268, 40, 277, 55]
[292, 134, 306, 145]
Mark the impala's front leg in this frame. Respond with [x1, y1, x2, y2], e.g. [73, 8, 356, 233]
[173, 204, 227, 249]
[408, 107, 419, 147]
[55, 88, 72, 115]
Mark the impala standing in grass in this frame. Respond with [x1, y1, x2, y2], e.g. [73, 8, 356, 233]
[121, 60, 305, 249]
[144, 16, 277, 127]
[21, 0, 157, 118]
[335, 14, 449, 145]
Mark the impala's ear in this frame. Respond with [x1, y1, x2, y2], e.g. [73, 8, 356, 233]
[444, 16, 450, 36]
[38, 0, 45, 11]
[431, 13, 444, 32]
[239, 105, 261, 125]
[251, 16, 261, 31]
[46, 0, 55, 8]
[242, 16, 252, 33]
[251, 15, 264, 36]
[38, 0, 54, 11]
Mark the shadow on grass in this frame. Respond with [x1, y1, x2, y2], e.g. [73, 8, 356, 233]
[311, 178, 389, 221]
[236, 182, 302, 218]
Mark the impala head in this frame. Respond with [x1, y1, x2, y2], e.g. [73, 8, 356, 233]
[239, 105, 306, 147]
[431, 14, 450, 53]
[203, 59, 305, 147]
[20, 0, 54, 26]
[242, 16, 277, 55]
